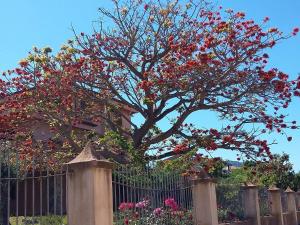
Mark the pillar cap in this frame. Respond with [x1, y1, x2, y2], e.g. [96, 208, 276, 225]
[191, 177, 217, 184]
[268, 185, 280, 192]
[65, 142, 115, 169]
[285, 187, 295, 193]
[241, 182, 258, 189]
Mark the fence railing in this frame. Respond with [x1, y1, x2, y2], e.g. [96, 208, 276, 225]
[1, 143, 300, 225]
[112, 165, 193, 224]
[0, 146, 67, 225]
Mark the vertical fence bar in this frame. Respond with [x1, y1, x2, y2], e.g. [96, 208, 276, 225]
[15, 150, 19, 225]
[60, 168, 63, 217]
[7, 148, 11, 225]
[46, 166, 49, 216]
[32, 158, 35, 225]
[54, 172, 57, 215]
[117, 166, 121, 222]
[24, 173, 27, 221]
[39, 172, 43, 217]
[133, 167, 136, 207]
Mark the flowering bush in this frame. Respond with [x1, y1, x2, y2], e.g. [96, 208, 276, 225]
[114, 198, 193, 225]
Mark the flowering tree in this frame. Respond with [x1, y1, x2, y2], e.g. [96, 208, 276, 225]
[0, 0, 299, 164]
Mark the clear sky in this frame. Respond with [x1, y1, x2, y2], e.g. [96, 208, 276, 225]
[0, 0, 299, 170]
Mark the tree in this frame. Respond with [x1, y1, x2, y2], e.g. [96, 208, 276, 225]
[248, 153, 300, 190]
[220, 153, 300, 190]
[0, 0, 300, 164]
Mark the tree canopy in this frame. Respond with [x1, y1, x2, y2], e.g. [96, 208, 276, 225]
[220, 153, 300, 190]
[0, 0, 299, 165]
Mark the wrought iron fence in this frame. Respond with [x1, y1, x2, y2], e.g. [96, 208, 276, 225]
[112, 165, 193, 225]
[0, 146, 67, 225]
[258, 187, 271, 216]
[2, 144, 285, 225]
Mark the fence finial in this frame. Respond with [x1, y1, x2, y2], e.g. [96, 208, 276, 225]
[268, 185, 280, 191]
[285, 187, 294, 193]
[244, 182, 256, 187]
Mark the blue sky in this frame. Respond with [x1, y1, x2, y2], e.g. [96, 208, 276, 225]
[0, 0, 299, 171]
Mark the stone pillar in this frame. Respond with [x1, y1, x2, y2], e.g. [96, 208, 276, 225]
[285, 187, 298, 225]
[66, 143, 114, 225]
[192, 177, 218, 225]
[242, 183, 261, 225]
[268, 186, 284, 225]
[296, 191, 300, 210]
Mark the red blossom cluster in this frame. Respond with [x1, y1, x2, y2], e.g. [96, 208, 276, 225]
[0, 0, 299, 165]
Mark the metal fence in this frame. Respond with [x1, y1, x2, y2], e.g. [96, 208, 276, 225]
[258, 187, 271, 216]
[2, 145, 295, 225]
[0, 145, 67, 225]
[112, 165, 193, 224]
[0, 145, 193, 225]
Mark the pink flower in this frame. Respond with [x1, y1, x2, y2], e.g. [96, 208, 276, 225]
[135, 199, 150, 208]
[153, 207, 163, 216]
[164, 198, 178, 211]
[118, 202, 135, 211]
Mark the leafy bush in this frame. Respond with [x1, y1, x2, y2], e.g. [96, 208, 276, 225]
[216, 185, 245, 222]
[39, 215, 67, 225]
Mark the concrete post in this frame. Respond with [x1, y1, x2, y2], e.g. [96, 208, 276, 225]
[296, 191, 300, 225]
[66, 143, 114, 225]
[296, 191, 300, 210]
[285, 187, 298, 225]
[242, 183, 261, 225]
[268, 186, 284, 225]
[192, 177, 218, 225]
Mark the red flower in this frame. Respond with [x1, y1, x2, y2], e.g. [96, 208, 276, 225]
[273, 80, 285, 92]
[173, 143, 188, 153]
[168, 35, 174, 43]
[144, 4, 149, 10]
[292, 27, 299, 35]
[263, 17, 270, 22]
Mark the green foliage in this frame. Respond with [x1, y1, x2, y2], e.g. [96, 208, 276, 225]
[97, 131, 146, 164]
[39, 215, 67, 225]
[99, 131, 133, 151]
[219, 167, 249, 185]
[219, 153, 300, 190]
[9, 216, 67, 225]
[216, 184, 245, 222]
[155, 150, 197, 174]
